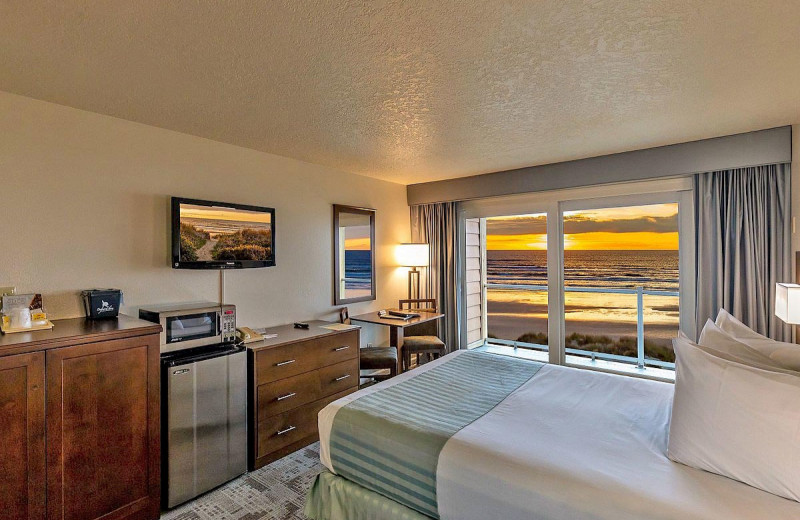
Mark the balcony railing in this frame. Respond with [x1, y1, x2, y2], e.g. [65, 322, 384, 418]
[485, 283, 679, 370]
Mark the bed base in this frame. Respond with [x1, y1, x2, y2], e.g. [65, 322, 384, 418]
[305, 470, 432, 520]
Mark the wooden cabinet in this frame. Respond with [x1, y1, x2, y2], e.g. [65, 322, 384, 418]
[0, 352, 45, 520]
[46, 335, 160, 520]
[248, 322, 360, 469]
[0, 316, 161, 520]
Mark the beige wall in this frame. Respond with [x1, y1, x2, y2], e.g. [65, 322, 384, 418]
[0, 92, 409, 346]
[793, 125, 800, 270]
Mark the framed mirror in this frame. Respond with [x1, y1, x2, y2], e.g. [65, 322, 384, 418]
[333, 204, 376, 304]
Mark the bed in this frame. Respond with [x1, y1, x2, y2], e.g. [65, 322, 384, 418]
[305, 350, 800, 520]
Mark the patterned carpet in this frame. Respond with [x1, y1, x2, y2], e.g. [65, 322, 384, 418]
[161, 443, 323, 520]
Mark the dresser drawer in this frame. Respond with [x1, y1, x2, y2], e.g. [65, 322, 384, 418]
[318, 359, 359, 397]
[256, 358, 360, 421]
[257, 369, 322, 420]
[257, 390, 351, 458]
[255, 330, 358, 384]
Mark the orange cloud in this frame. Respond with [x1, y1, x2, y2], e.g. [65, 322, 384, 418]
[564, 231, 678, 250]
[345, 237, 371, 250]
[486, 203, 679, 251]
[487, 231, 678, 251]
[487, 234, 548, 250]
[181, 205, 271, 224]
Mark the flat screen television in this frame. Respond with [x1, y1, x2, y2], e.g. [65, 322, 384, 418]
[171, 197, 275, 269]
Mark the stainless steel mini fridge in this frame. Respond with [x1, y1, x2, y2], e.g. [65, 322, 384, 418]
[162, 343, 247, 508]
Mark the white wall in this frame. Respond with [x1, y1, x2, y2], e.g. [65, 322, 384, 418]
[0, 92, 409, 346]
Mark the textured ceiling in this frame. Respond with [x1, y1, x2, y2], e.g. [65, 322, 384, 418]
[1, 1, 799, 185]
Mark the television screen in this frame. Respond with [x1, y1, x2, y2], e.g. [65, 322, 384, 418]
[172, 197, 275, 269]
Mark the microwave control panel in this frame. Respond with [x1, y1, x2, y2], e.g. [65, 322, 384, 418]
[221, 306, 237, 343]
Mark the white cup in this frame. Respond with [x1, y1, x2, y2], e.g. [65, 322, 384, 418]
[12, 308, 32, 329]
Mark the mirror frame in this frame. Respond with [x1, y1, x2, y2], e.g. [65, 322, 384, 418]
[333, 204, 377, 305]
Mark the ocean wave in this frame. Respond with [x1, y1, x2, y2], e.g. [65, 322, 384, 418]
[488, 251, 678, 285]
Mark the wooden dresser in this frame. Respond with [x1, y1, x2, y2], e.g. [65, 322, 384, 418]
[0, 315, 162, 520]
[248, 321, 360, 470]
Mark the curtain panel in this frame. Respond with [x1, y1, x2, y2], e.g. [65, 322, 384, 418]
[410, 202, 461, 352]
[695, 163, 792, 341]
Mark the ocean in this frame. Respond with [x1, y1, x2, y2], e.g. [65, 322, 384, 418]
[344, 250, 372, 290]
[487, 249, 678, 291]
[486, 250, 680, 357]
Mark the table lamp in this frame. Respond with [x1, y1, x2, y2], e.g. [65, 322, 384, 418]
[775, 283, 800, 324]
[397, 243, 429, 300]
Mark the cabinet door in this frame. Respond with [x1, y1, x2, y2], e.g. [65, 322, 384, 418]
[46, 335, 160, 520]
[0, 352, 45, 520]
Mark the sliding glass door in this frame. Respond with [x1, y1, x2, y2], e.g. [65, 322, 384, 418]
[484, 213, 549, 360]
[462, 179, 695, 377]
[561, 203, 680, 369]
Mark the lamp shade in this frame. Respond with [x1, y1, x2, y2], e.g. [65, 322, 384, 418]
[775, 283, 800, 324]
[396, 243, 429, 267]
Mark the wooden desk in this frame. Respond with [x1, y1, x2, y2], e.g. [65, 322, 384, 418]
[349, 310, 443, 373]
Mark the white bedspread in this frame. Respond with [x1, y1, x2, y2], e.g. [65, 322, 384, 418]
[319, 352, 800, 519]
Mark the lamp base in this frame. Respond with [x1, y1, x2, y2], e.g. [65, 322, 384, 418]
[407, 268, 421, 300]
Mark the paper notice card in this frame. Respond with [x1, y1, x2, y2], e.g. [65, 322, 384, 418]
[321, 323, 359, 331]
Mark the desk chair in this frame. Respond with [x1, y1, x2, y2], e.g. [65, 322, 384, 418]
[398, 298, 446, 371]
[340, 308, 397, 382]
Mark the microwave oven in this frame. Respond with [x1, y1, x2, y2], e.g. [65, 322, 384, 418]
[138, 302, 236, 352]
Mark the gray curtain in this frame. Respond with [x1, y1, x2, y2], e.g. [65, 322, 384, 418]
[695, 163, 792, 341]
[410, 202, 461, 352]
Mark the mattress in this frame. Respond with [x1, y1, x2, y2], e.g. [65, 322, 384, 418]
[316, 350, 800, 520]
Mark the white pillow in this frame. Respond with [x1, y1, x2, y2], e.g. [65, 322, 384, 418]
[668, 336, 800, 502]
[716, 309, 800, 371]
[698, 319, 781, 369]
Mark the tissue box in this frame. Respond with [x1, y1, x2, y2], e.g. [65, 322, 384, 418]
[81, 289, 122, 319]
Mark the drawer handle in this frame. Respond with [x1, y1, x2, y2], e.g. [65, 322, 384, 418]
[277, 425, 297, 436]
[276, 392, 297, 401]
[334, 345, 350, 351]
[334, 374, 351, 382]
[276, 359, 296, 367]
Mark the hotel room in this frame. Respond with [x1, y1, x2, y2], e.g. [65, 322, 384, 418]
[1, 2, 799, 520]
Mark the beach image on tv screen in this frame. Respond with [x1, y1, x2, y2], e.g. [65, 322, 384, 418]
[179, 203, 272, 262]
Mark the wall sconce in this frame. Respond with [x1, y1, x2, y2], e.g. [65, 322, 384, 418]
[396, 243, 429, 300]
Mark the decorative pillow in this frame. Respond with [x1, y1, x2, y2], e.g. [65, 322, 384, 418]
[698, 319, 780, 369]
[716, 309, 800, 371]
[668, 336, 800, 502]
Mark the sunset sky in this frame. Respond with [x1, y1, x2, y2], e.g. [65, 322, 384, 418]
[181, 204, 271, 224]
[344, 225, 371, 250]
[486, 203, 678, 250]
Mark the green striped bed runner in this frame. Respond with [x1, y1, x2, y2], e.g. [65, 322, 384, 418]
[328, 351, 543, 519]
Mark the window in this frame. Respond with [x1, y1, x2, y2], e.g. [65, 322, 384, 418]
[561, 203, 679, 370]
[461, 179, 694, 380]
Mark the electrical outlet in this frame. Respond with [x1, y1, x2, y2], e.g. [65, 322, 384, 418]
[0, 286, 16, 297]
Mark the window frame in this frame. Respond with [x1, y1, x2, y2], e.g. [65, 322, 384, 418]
[459, 177, 695, 380]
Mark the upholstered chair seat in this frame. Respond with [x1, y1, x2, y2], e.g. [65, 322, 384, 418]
[398, 298, 447, 371]
[360, 346, 398, 372]
[401, 336, 445, 349]
[339, 307, 398, 382]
